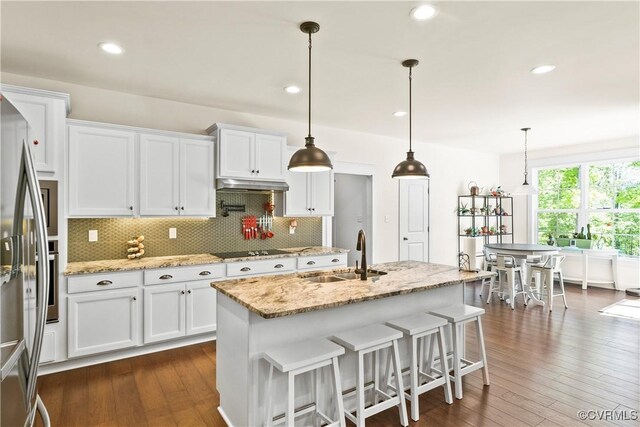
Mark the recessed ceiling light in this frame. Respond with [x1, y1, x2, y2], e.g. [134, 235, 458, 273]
[98, 42, 123, 55]
[410, 5, 438, 21]
[284, 85, 301, 94]
[393, 111, 407, 117]
[530, 64, 556, 74]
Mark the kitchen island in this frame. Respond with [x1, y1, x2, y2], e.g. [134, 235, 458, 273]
[211, 261, 492, 426]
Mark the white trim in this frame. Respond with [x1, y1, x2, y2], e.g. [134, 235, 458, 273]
[217, 407, 235, 427]
[67, 118, 214, 141]
[38, 333, 214, 375]
[529, 148, 639, 169]
[1, 83, 71, 115]
[327, 161, 376, 263]
[206, 122, 287, 137]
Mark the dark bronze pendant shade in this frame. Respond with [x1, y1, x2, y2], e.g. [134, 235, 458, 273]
[288, 21, 333, 172]
[392, 59, 429, 179]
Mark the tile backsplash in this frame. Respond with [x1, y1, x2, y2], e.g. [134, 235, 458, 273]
[68, 193, 322, 262]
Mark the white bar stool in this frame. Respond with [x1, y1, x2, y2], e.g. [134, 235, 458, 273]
[429, 305, 490, 400]
[528, 255, 568, 311]
[332, 324, 408, 427]
[488, 254, 527, 309]
[263, 338, 346, 427]
[479, 249, 497, 298]
[386, 313, 453, 422]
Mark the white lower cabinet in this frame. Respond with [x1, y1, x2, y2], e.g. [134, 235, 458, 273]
[186, 281, 217, 335]
[68, 288, 141, 358]
[144, 280, 216, 344]
[144, 283, 186, 343]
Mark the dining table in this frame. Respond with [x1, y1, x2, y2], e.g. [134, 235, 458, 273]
[484, 243, 560, 305]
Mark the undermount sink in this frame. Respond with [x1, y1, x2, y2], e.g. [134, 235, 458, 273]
[305, 270, 388, 283]
[334, 270, 388, 280]
[305, 275, 346, 283]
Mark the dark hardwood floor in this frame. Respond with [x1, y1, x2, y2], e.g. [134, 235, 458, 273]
[36, 283, 639, 426]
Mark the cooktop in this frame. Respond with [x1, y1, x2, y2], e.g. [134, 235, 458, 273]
[211, 249, 291, 259]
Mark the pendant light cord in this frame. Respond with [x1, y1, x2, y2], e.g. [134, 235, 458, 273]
[523, 128, 529, 184]
[308, 32, 312, 139]
[408, 66, 413, 153]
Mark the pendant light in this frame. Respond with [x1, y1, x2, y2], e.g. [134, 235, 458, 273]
[288, 21, 333, 172]
[512, 127, 539, 195]
[392, 59, 429, 179]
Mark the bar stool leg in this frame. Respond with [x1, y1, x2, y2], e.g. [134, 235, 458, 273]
[313, 366, 320, 427]
[286, 371, 295, 426]
[409, 335, 419, 421]
[546, 270, 554, 312]
[265, 364, 274, 427]
[451, 323, 463, 399]
[372, 350, 380, 405]
[476, 317, 490, 386]
[426, 334, 435, 376]
[356, 352, 365, 427]
[486, 274, 495, 304]
[437, 326, 453, 404]
[559, 270, 568, 308]
[330, 356, 346, 427]
[391, 340, 409, 426]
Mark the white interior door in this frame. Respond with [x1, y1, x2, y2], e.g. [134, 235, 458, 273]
[399, 179, 430, 261]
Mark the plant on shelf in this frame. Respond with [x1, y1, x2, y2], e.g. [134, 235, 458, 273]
[464, 227, 481, 237]
[458, 203, 470, 215]
[489, 226, 497, 235]
[480, 206, 489, 215]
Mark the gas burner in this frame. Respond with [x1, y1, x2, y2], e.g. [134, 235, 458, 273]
[211, 249, 291, 260]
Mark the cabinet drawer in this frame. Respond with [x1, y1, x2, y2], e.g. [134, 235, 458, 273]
[226, 257, 296, 277]
[67, 271, 142, 294]
[144, 264, 225, 286]
[297, 253, 348, 270]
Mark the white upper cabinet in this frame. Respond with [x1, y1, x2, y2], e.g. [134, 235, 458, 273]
[284, 147, 334, 216]
[179, 138, 216, 216]
[218, 129, 255, 178]
[68, 124, 136, 216]
[139, 134, 180, 215]
[139, 134, 215, 217]
[1, 85, 70, 174]
[209, 124, 287, 182]
[254, 133, 287, 180]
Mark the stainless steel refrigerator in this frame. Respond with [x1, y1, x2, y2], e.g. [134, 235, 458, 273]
[1, 96, 51, 426]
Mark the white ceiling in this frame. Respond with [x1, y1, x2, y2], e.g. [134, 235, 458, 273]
[2, 1, 638, 154]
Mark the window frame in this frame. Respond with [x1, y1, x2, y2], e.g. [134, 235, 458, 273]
[532, 156, 640, 256]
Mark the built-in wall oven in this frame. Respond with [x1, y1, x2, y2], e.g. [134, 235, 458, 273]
[38, 180, 59, 323]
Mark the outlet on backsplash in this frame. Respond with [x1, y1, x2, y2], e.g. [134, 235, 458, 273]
[67, 193, 323, 262]
[169, 228, 177, 239]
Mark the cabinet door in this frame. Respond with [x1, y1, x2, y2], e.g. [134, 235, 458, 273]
[284, 171, 311, 216]
[68, 288, 140, 358]
[310, 170, 334, 216]
[4, 92, 55, 172]
[68, 125, 136, 216]
[218, 129, 255, 178]
[180, 138, 215, 216]
[186, 281, 217, 335]
[143, 283, 186, 343]
[255, 134, 286, 181]
[139, 133, 180, 216]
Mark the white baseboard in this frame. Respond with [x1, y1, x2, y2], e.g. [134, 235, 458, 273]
[217, 406, 234, 427]
[38, 333, 215, 375]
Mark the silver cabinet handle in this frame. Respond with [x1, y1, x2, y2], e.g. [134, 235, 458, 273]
[159, 274, 173, 280]
[331, 258, 340, 263]
[96, 280, 113, 286]
[274, 264, 284, 269]
[240, 267, 251, 272]
[132, 296, 137, 301]
[199, 271, 211, 276]
[307, 260, 316, 265]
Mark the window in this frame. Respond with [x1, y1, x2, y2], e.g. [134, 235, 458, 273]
[534, 160, 640, 256]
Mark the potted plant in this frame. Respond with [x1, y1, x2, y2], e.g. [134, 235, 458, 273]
[546, 233, 556, 246]
[458, 203, 470, 215]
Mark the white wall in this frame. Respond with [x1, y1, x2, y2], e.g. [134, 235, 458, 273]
[2, 72, 500, 265]
[499, 137, 640, 289]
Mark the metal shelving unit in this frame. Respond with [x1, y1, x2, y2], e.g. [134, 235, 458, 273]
[457, 195, 514, 262]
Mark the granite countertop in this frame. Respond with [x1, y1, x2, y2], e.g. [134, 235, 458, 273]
[63, 246, 349, 276]
[211, 261, 494, 319]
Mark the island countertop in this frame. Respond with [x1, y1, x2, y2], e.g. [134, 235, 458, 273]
[211, 261, 493, 319]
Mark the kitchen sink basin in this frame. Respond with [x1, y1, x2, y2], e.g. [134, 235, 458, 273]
[305, 275, 346, 283]
[334, 270, 388, 280]
[305, 270, 388, 283]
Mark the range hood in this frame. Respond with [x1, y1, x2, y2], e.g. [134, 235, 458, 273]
[216, 178, 289, 193]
